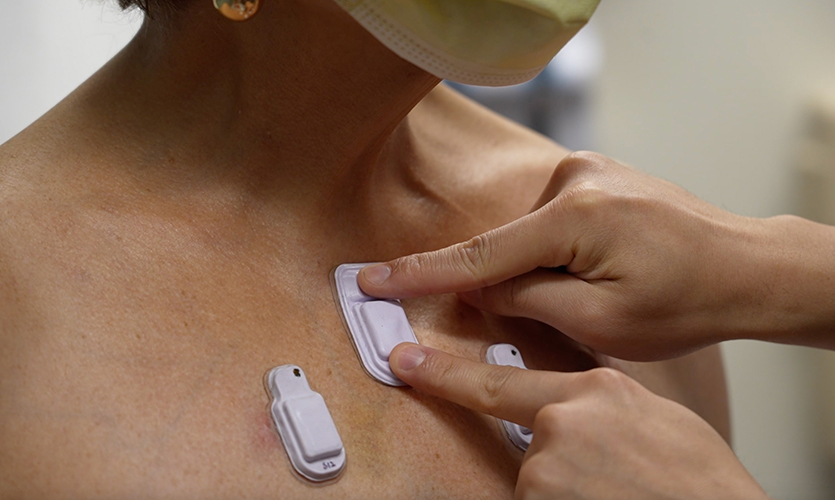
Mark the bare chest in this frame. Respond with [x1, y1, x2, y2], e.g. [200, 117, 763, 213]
[0, 224, 592, 499]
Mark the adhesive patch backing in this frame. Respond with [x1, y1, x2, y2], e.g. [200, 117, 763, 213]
[268, 365, 346, 482]
[486, 343, 533, 451]
[333, 263, 419, 386]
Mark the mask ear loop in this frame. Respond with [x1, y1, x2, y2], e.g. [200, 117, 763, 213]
[213, 0, 261, 21]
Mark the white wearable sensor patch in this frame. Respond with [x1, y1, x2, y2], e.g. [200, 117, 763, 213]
[486, 344, 533, 451]
[332, 263, 419, 386]
[267, 365, 346, 482]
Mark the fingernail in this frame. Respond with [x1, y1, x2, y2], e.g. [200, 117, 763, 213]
[363, 264, 391, 285]
[395, 344, 426, 371]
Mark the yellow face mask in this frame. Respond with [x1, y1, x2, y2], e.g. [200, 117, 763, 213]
[333, 0, 601, 86]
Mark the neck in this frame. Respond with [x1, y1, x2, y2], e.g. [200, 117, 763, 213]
[82, 0, 440, 200]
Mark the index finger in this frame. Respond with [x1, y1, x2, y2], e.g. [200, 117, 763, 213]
[389, 343, 575, 428]
[358, 207, 570, 299]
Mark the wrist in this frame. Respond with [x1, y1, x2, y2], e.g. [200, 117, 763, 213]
[745, 215, 835, 347]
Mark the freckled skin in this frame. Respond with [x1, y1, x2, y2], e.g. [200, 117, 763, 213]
[0, 82, 727, 498]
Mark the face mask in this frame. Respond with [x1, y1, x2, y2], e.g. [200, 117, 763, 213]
[332, 0, 601, 86]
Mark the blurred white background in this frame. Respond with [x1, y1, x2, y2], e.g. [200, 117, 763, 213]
[2, 1, 835, 499]
[0, 1, 141, 143]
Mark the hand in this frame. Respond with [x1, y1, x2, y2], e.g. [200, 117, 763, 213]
[358, 151, 810, 360]
[390, 343, 769, 500]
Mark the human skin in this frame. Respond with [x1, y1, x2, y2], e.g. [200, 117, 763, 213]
[0, 0, 727, 498]
[354, 123, 835, 499]
[389, 344, 768, 500]
[358, 152, 835, 360]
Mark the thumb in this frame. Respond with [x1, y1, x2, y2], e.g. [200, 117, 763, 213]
[358, 207, 573, 299]
[389, 343, 575, 428]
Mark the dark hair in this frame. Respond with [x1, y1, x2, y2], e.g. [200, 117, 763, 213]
[118, 0, 149, 12]
[118, 0, 188, 17]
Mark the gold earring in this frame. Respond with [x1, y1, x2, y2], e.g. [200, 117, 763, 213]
[213, 0, 260, 21]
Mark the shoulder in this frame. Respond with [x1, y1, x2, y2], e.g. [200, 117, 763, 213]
[0, 127, 60, 232]
[0, 138, 31, 342]
[409, 84, 570, 227]
[0, 129, 70, 333]
[0, 132, 41, 246]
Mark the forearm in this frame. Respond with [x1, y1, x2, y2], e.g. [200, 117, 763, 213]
[745, 215, 835, 348]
